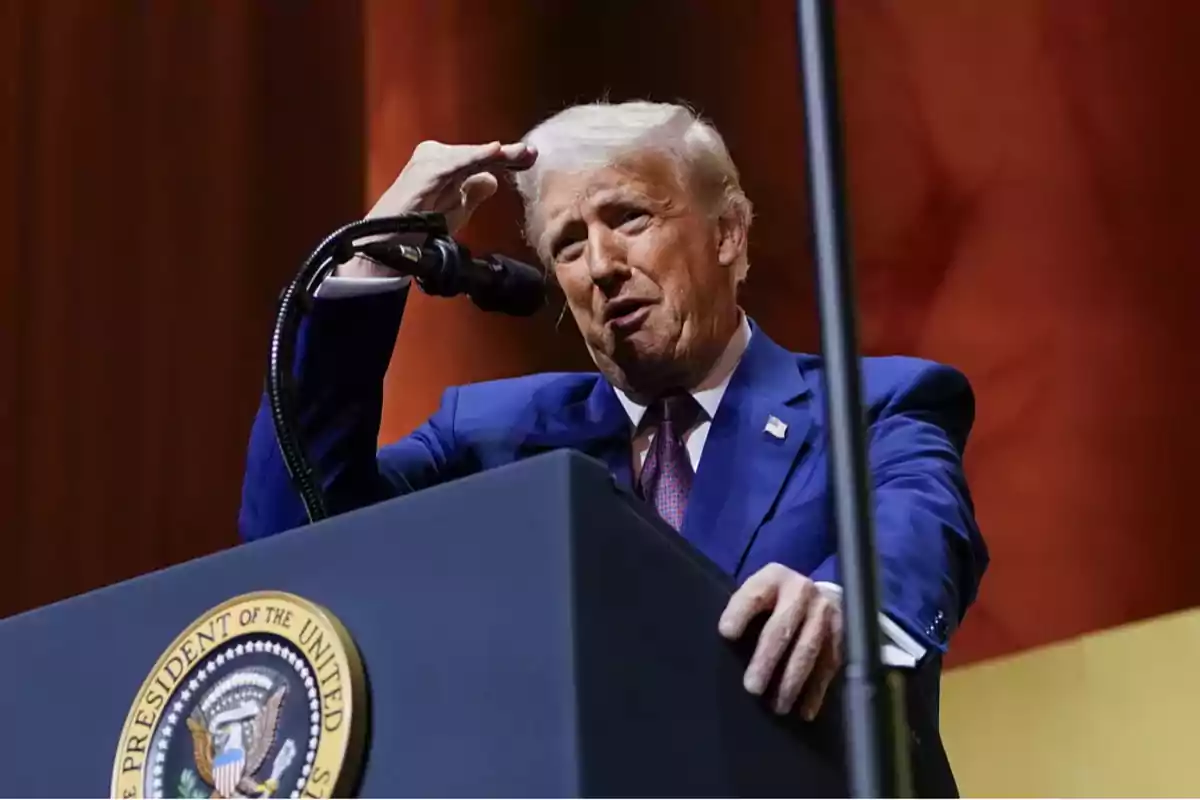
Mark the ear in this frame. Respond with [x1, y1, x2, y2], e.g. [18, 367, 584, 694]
[715, 206, 748, 270]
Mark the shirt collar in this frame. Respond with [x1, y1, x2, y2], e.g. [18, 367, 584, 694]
[612, 312, 753, 428]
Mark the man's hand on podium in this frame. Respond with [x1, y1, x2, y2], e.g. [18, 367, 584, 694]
[718, 563, 844, 721]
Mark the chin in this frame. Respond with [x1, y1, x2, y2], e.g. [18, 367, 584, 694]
[612, 325, 666, 359]
[590, 316, 681, 375]
[611, 342, 684, 390]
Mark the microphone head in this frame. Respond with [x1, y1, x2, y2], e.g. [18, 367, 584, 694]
[471, 254, 547, 316]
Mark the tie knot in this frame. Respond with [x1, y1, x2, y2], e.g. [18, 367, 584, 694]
[649, 392, 702, 431]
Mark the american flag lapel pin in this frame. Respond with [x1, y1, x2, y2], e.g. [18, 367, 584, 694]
[764, 415, 788, 440]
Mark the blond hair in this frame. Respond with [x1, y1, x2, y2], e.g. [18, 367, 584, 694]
[513, 100, 753, 281]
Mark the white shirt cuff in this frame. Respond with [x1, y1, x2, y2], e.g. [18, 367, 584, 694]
[313, 275, 410, 300]
[815, 581, 927, 668]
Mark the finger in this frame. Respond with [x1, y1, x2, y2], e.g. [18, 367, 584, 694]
[441, 149, 535, 194]
[773, 597, 832, 715]
[425, 157, 530, 215]
[461, 172, 499, 209]
[415, 140, 501, 177]
[744, 584, 811, 696]
[446, 173, 500, 229]
[798, 643, 839, 721]
[496, 141, 538, 168]
[718, 566, 784, 640]
[433, 141, 536, 181]
[799, 604, 844, 720]
[423, 168, 497, 216]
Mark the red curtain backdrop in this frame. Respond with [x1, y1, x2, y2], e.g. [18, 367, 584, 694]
[0, 1, 364, 615]
[5, 0, 1200, 668]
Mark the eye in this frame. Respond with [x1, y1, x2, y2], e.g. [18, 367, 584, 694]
[619, 207, 650, 228]
[554, 239, 585, 263]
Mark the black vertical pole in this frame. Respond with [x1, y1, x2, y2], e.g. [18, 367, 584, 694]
[795, 1, 908, 797]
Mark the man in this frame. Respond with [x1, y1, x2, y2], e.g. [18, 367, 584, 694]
[239, 101, 987, 763]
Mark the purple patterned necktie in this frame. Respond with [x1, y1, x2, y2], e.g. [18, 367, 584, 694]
[638, 393, 703, 530]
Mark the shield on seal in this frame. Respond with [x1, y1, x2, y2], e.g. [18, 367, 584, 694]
[212, 747, 245, 798]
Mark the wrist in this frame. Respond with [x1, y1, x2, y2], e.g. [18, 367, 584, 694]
[335, 254, 402, 279]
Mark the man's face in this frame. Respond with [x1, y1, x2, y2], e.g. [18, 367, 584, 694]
[533, 151, 742, 398]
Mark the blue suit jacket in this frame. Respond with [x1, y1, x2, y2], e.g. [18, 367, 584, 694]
[240, 290, 988, 659]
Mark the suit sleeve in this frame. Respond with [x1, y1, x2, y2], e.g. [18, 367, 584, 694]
[237, 289, 457, 542]
[809, 362, 989, 655]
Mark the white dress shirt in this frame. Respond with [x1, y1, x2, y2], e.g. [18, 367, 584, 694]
[318, 274, 925, 667]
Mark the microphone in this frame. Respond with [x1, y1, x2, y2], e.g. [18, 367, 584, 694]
[356, 235, 546, 317]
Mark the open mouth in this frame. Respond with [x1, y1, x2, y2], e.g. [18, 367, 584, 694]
[603, 298, 654, 331]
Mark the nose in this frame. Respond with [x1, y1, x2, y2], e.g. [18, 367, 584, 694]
[585, 225, 629, 293]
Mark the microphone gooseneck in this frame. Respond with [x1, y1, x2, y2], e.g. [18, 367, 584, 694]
[268, 213, 546, 525]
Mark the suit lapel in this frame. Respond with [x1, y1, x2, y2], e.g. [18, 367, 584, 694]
[519, 376, 634, 490]
[683, 327, 814, 576]
[515, 326, 813, 577]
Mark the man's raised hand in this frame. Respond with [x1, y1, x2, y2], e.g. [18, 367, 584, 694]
[339, 140, 537, 278]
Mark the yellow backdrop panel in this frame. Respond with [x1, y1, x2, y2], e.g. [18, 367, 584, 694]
[941, 606, 1200, 797]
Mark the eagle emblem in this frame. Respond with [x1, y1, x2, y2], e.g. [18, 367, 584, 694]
[184, 667, 298, 798]
[112, 596, 365, 800]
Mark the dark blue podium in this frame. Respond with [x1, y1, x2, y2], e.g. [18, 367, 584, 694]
[0, 450, 950, 797]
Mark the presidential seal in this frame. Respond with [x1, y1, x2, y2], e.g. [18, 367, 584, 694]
[111, 592, 366, 799]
